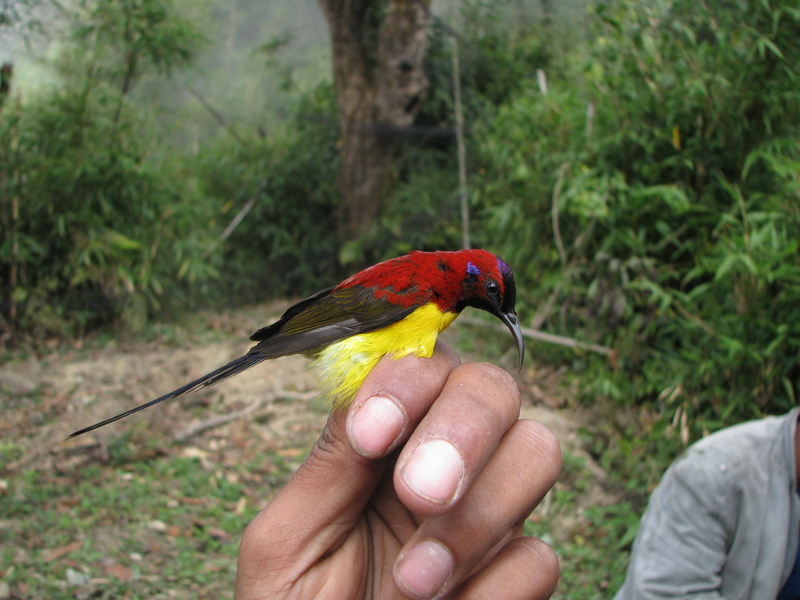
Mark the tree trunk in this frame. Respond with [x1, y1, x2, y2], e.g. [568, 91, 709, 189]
[318, 0, 430, 239]
[0, 62, 13, 108]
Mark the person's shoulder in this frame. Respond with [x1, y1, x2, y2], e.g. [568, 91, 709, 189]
[673, 413, 790, 482]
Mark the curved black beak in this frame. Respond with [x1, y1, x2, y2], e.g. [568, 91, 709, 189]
[499, 310, 525, 371]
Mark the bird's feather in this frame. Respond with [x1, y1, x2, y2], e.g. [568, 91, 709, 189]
[67, 249, 523, 439]
[316, 302, 459, 408]
[250, 285, 426, 349]
[66, 286, 421, 438]
[66, 353, 268, 438]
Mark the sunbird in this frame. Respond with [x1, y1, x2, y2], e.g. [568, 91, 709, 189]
[68, 249, 523, 439]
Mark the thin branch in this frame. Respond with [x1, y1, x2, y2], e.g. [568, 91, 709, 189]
[184, 82, 246, 144]
[586, 101, 595, 139]
[531, 281, 562, 331]
[551, 161, 570, 266]
[452, 36, 469, 250]
[537, 68, 548, 94]
[460, 315, 615, 357]
[172, 389, 317, 443]
[203, 195, 258, 258]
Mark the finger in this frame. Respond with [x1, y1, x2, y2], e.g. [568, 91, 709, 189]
[454, 537, 559, 600]
[393, 362, 522, 515]
[393, 420, 562, 599]
[236, 344, 460, 589]
[346, 341, 461, 458]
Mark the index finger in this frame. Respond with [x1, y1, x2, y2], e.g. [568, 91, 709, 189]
[393, 362, 521, 516]
[237, 343, 460, 582]
[346, 342, 461, 458]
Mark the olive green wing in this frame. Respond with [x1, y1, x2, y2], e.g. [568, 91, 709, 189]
[248, 285, 424, 357]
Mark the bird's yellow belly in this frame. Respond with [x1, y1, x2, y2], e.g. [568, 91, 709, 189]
[315, 303, 459, 409]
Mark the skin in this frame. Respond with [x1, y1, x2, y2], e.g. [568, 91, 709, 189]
[235, 342, 562, 600]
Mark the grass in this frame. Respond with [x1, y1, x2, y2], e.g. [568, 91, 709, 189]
[0, 303, 316, 599]
[4, 444, 638, 600]
[0, 305, 660, 599]
[523, 450, 639, 599]
[0, 446, 302, 599]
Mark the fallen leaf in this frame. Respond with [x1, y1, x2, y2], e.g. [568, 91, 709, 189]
[105, 562, 133, 582]
[181, 447, 209, 459]
[234, 496, 247, 515]
[177, 496, 203, 505]
[277, 447, 304, 457]
[208, 527, 230, 541]
[166, 525, 182, 538]
[147, 520, 167, 532]
[42, 541, 82, 562]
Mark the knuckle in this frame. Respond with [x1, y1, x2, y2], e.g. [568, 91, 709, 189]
[453, 361, 521, 409]
[516, 420, 563, 480]
[471, 361, 519, 394]
[519, 537, 560, 589]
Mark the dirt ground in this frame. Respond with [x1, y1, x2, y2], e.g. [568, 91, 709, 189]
[3, 301, 601, 471]
[0, 302, 615, 598]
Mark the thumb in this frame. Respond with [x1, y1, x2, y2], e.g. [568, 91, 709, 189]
[237, 343, 460, 579]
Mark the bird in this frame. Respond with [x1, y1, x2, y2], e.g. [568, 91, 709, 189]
[67, 249, 524, 439]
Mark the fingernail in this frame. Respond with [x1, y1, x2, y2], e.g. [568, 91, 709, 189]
[400, 439, 464, 504]
[348, 395, 406, 457]
[396, 539, 454, 598]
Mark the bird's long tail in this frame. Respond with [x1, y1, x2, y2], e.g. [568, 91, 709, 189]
[66, 353, 267, 439]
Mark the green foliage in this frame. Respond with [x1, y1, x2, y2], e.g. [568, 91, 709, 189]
[194, 82, 342, 300]
[1, 0, 584, 334]
[0, 0, 46, 30]
[71, 0, 205, 82]
[0, 0, 215, 336]
[349, 0, 559, 262]
[479, 0, 800, 443]
[557, 501, 638, 597]
[0, 453, 264, 599]
[525, 450, 638, 599]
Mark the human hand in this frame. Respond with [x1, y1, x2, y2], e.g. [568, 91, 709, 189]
[235, 342, 561, 599]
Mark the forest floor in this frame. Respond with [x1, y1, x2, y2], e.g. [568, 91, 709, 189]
[0, 301, 626, 599]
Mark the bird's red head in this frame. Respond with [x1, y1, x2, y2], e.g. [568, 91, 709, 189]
[445, 249, 516, 316]
[336, 249, 524, 367]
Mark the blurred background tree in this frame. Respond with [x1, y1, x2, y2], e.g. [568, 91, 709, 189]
[0, 0, 211, 337]
[1, 0, 798, 453]
[319, 0, 430, 246]
[3, 2, 799, 595]
[479, 0, 800, 435]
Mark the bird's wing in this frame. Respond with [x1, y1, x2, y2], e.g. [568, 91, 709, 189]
[248, 284, 424, 358]
[249, 286, 335, 341]
[66, 285, 424, 439]
[66, 353, 268, 439]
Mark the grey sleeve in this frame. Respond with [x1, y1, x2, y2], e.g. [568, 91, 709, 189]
[614, 450, 736, 600]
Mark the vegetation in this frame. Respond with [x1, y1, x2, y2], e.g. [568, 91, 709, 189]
[479, 0, 800, 452]
[0, 314, 315, 600]
[1, 0, 213, 337]
[2, 0, 799, 597]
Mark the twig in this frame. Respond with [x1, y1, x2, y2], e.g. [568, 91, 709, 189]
[551, 161, 570, 266]
[459, 315, 615, 357]
[203, 195, 258, 257]
[452, 36, 470, 250]
[171, 389, 316, 443]
[537, 69, 548, 95]
[531, 281, 562, 331]
[184, 83, 246, 144]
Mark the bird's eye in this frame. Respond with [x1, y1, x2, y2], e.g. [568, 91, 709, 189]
[486, 281, 500, 295]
